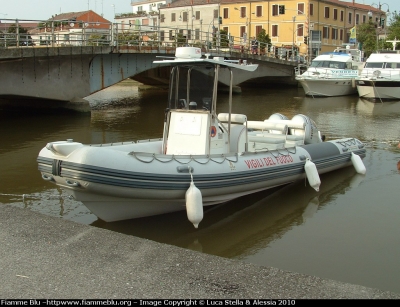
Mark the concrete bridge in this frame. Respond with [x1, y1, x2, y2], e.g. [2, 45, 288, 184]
[0, 46, 299, 112]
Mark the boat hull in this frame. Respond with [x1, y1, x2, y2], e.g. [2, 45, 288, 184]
[37, 138, 366, 222]
[356, 80, 400, 100]
[297, 78, 358, 97]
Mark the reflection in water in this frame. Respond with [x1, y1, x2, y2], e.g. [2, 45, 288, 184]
[91, 166, 362, 260]
[356, 98, 400, 116]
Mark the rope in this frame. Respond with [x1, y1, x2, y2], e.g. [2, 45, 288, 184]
[129, 152, 239, 165]
[336, 138, 359, 148]
[371, 80, 384, 104]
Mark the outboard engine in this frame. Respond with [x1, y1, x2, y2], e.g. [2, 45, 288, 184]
[268, 113, 289, 120]
[268, 113, 289, 134]
[291, 114, 324, 144]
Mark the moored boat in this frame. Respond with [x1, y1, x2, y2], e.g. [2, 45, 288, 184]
[37, 47, 367, 228]
[296, 45, 364, 97]
[356, 51, 400, 100]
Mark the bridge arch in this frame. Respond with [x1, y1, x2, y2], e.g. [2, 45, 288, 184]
[0, 47, 297, 111]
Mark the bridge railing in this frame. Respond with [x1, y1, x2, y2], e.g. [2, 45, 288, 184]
[0, 18, 307, 64]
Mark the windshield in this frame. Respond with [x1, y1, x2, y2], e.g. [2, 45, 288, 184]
[168, 65, 215, 112]
[365, 62, 384, 68]
[310, 61, 348, 69]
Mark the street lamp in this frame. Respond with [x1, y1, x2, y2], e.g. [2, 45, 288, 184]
[292, 16, 296, 59]
[200, 19, 203, 43]
[111, 4, 116, 46]
[111, 4, 115, 20]
[369, 3, 390, 50]
[179, 9, 189, 44]
[235, 7, 248, 52]
[206, 20, 214, 52]
[286, 9, 308, 61]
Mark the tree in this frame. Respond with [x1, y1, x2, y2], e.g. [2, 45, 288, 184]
[356, 21, 378, 57]
[88, 34, 108, 46]
[357, 12, 400, 56]
[117, 31, 140, 46]
[3, 24, 32, 46]
[215, 29, 229, 48]
[256, 29, 271, 54]
[385, 11, 400, 50]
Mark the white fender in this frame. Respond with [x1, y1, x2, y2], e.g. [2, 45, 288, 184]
[304, 158, 321, 192]
[185, 181, 203, 228]
[351, 152, 366, 175]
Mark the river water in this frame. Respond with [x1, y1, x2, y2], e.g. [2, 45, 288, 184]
[1, 80, 400, 294]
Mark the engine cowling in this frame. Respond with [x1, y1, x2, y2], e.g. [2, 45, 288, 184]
[291, 114, 323, 144]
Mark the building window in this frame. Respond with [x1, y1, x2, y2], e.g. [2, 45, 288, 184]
[273, 5, 285, 15]
[187, 30, 191, 40]
[333, 9, 338, 20]
[272, 5, 278, 16]
[297, 24, 303, 36]
[182, 11, 188, 22]
[298, 3, 304, 14]
[348, 12, 352, 24]
[214, 9, 218, 18]
[223, 8, 228, 19]
[195, 29, 199, 40]
[272, 24, 278, 37]
[195, 11, 200, 20]
[256, 5, 262, 17]
[240, 26, 246, 38]
[332, 28, 338, 40]
[323, 26, 329, 39]
[340, 29, 343, 40]
[160, 31, 164, 41]
[169, 30, 173, 40]
[160, 14, 165, 23]
[324, 7, 330, 18]
[137, 6, 143, 12]
[356, 14, 360, 25]
[256, 25, 262, 36]
[362, 15, 366, 23]
[310, 3, 314, 16]
[171, 13, 175, 22]
[240, 7, 247, 18]
[340, 10, 344, 22]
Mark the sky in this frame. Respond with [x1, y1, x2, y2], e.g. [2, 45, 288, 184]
[0, 0, 132, 22]
[0, 0, 399, 23]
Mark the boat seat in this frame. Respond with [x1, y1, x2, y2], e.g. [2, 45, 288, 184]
[217, 113, 248, 153]
[229, 125, 247, 153]
[246, 121, 288, 149]
[218, 113, 247, 125]
[263, 119, 306, 146]
[247, 120, 288, 133]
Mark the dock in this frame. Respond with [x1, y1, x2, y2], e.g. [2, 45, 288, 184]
[1, 205, 399, 299]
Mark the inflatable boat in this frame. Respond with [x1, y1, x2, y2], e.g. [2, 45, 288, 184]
[37, 47, 366, 228]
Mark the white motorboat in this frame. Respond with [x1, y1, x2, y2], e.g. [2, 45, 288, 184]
[296, 46, 364, 97]
[37, 47, 367, 228]
[356, 51, 400, 100]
